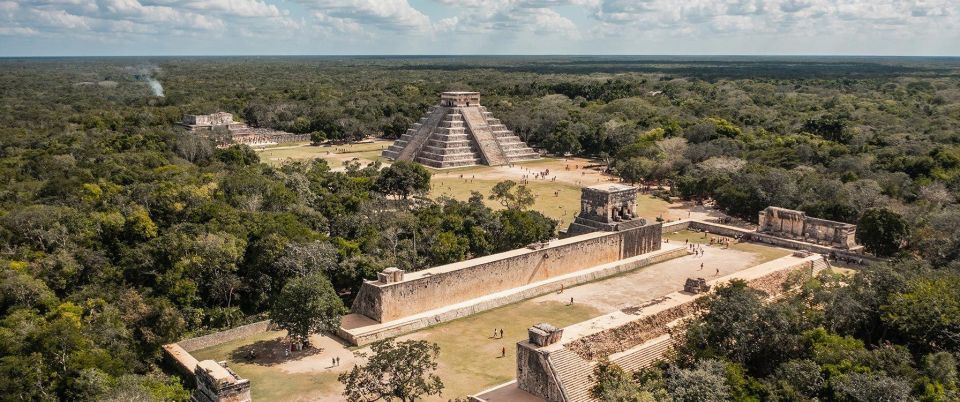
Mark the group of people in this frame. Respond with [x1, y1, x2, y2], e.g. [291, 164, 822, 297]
[709, 236, 735, 249]
[686, 239, 720, 275]
[686, 240, 706, 257]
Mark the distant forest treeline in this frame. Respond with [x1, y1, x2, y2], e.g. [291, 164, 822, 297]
[1, 56, 960, 400]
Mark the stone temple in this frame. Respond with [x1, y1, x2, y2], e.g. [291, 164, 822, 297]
[382, 92, 539, 168]
[564, 184, 646, 237]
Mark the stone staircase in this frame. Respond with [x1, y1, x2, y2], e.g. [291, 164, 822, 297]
[479, 107, 539, 163]
[382, 96, 539, 168]
[547, 349, 596, 402]
[412, 111, 483, 168]
[461, 106, 508, 166]
[383, 106, 448, 161]
[611, 334, 675, 372]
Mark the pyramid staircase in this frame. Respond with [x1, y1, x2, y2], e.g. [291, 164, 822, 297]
[383, 93, 539, 168]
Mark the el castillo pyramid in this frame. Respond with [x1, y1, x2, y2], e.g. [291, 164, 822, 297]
[382, 92, 539, 168]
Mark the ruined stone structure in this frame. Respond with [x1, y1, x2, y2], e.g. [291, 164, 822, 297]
[382, 92, 539, 168]
[191, 360, 251, 402]
[683, 277, 710, 294]
[350, 223, 662, 325]
[510, 254, 830, 402]
[180, 112, 307, 147]
[564, 184, 645, 237]
[758, 207, 857, 249]
[181, 112, 243, 131]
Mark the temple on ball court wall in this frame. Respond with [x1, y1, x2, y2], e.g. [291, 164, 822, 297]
[563, 184, 645, 237]
[382, 92, 539, 168]
[757, 206, 858, 249]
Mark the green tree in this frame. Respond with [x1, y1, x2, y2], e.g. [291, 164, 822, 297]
[488, 180, 535, 210]
[338, 339, 444, 402]
[270, 273, 346, 345]
[883, 274, 960, 353]
[857, 208, 909, 257]
[214, 144, 259, 166]
[590, 360, 646, 402]
[374, 161, 431, 200]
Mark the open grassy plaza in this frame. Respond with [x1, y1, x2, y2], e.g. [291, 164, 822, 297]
[190, 230, 792, 401]
[256, 139, 710, 224]
[256, 140, 391, 168]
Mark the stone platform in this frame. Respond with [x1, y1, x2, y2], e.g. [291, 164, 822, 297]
[338, 244, 687, 346]
[383, 92, 539, 168]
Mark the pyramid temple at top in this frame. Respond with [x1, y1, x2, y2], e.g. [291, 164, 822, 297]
[382, 92, 539, 168]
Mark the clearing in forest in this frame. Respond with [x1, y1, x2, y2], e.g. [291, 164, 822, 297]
[191, 231, 790, 401]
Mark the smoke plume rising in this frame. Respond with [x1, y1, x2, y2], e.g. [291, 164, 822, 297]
[147, 77, 164, 97]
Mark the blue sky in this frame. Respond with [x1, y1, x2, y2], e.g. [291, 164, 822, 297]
[1, 0, 958, 57]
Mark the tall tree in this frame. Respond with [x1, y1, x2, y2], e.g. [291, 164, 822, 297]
[270, 273, 346, 345]
[374, 161, 431, 200]
[338, 339, 444, 402]
[857, 208, 909, 257]
[488, 180, 535, 210]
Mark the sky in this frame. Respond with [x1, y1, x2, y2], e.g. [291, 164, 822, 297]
[1, 0, 959, 57]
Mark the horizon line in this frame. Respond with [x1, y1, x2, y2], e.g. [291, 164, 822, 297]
[1, 53, 959, 59]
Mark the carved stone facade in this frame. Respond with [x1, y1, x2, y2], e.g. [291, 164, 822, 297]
[758, 207, 857, 249]
[382, 92, 539, 168]
[181, 112, 240, 130]
[191, 360, 251, 402]
[180, 112, 306, 147]
[565, 184, 645, 237]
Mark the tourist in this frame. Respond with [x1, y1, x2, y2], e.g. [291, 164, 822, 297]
[499, 329, 503, 338]
[336, 357, 340, 366]
[493, 329, 497, 338]
[332, 357, 336, 367]
[501, 347, 506, 357]
[700, 263, 703, 271]
[715, 267, 720, 276]
[570, 297, 574, 305]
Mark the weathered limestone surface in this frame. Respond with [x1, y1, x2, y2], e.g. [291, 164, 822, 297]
[191, 360, 251, 402]
[515, 254, 830, 402]
[758, 206, 857, 249]
[565, 184, 645, 237]
[182, 112, 235, 128]
[351, 223, 662, 323]
[341, 245, 686, 346]
[383, 92, 538, 167]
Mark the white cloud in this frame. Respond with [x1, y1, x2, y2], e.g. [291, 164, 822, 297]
[300, 0, 431, 32]
[0, 0, 958, 55]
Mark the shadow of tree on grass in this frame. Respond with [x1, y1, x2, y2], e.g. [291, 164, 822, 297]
[228, 337, 323, 367]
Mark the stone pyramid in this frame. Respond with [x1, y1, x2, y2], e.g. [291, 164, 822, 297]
[382, 92, 539, 168]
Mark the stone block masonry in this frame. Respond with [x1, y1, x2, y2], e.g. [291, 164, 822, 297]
[383, 92, 539, 168]
[351, 223, 662, 324]
[513, 253, 830, 402]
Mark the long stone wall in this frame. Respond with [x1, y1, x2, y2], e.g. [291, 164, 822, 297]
[352, 224, 662, 323]
[176, 320, 273, 352]
[664, 219, 884, 265]
[341, 246, 686, 346]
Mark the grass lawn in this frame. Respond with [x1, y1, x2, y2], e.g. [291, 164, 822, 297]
[191, 330, 343, 401]
[430, 177, 582, 223]
[256, 141, 390, 167]
[430, 175, 673, 225]
[410, 300, 600, 401]
[189, 299, 598, 401]
[663, 230, 792, 264]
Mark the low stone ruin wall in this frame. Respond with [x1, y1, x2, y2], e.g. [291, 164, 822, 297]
[352, 224, 662, 323]
[177, 320, 273, 352]
[162, 320, 273, 386]
[664, 219, 884, 265]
